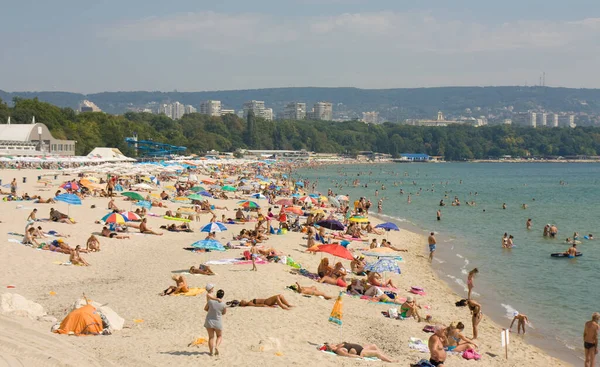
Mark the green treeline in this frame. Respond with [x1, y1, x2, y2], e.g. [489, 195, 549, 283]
[2, 97, 600, 160]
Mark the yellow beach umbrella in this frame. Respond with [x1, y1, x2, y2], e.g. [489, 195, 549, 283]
[349, 216, 369, 223]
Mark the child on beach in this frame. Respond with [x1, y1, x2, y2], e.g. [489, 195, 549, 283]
[250, 242, 259, 271]
[205, 283, 222, 302]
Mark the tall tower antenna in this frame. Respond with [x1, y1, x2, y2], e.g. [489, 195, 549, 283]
[543, 72, 546, 87]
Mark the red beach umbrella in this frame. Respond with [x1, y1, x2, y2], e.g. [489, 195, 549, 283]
[307, 244, 354, 260]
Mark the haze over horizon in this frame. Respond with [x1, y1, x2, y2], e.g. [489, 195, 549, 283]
[2, 0, 600, 93]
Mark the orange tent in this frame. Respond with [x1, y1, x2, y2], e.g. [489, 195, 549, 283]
[54, 304, 103, 335]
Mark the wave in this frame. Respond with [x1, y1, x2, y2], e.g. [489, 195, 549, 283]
[501, 303, 519, 319]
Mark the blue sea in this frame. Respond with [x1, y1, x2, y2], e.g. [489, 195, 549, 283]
[295, 162, 600, 364]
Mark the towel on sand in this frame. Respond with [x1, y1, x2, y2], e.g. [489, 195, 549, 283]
[174, 287, 206, 297]
[409, 338, 429, 353]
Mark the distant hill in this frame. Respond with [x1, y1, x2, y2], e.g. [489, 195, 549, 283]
[2, 86, 600, 120]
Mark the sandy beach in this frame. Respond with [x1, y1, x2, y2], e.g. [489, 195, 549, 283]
[0, 168, 571, 367]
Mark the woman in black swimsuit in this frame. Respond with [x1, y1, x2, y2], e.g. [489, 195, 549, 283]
[324, 342, 396, 362]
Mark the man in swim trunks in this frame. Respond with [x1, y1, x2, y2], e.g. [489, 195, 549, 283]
[584, 312, 599, 367]
[428, 232, 436, 262]
[565, 243, 578, 258]
[437, 209, 441, 221]
[428, 325, 447, 366]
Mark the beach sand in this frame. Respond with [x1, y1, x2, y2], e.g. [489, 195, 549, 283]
[0, 169, 571, 366]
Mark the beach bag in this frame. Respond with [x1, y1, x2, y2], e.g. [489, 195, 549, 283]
[412, 359, 436, 367]
[388, 308, 398, 319]
[243, 251, 251, 260]
[422, 325, 435, 333]
[462, 349, 481, 360]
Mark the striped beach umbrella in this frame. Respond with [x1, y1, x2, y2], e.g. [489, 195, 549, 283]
[190, 239, 226, 251]
[200, 222, 228, 233]
[101, 212, 129, 224]
[237, 200, 260, 209]
[120, 211, 142, 221]
[55, 193, 82, 206]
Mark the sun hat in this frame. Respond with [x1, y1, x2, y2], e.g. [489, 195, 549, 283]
[406, 296, 414, 302]
[206, 283, 214, 291]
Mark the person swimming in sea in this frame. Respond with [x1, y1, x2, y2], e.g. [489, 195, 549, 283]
[526, 218, 532, 230]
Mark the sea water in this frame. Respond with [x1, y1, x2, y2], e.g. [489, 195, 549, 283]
[296, 162, 600, 364]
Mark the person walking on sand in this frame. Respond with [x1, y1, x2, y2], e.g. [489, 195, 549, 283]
[204, 289, 226, 356]
[250, 242, 259, 271]
[509, 311, 530, 334]
[584, 312, 599, 367]
[428, 232, 436, 262]
[467, 268, 478, 300]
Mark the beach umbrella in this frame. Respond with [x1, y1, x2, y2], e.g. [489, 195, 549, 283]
[173, 196, 191, 202]
[222, 185, 236, 192]
[114, 184, 124, 192]
[187, 193, 205, 201]
[199, 191, 213, 198]
[238, 185, 253, 191]
[284, 206, 303, 215]
[122, 192, 145, 201]
[364, 258, 401, 274]
[349, 216, 369, 223]
[361, 247, 404, 260]
[319, 196, 329, 202]
[190, 186, 205, 192]
[328, 196, 341, 208]
[308, 193, 319, 198]
[132, 183, 153, 191]
[249, 193, 266, 199]
[190, 239, 226, 252]
[135, 200, 153, 209]
[101, 212, 129, 224]
[55, 193, 82, 215]
[238, 200, 260, 209]
[55, 193, 81, 206]
[120, 211, 142, 221]
[375, 222, 400, 231]
[310, 208, 326, 215]
[295, 181, 304, 187]
[336, 195, 349, 202]
[200, 222, 228, 233]
[300, 196, 318, 205]
[202, 179, 216, 185]
[276, 199, 294, 206]
[316, 219, 345, 230]
[165, 185, 177, 191]
[308, 244, 354, 260]
[60, 181, 80, 191]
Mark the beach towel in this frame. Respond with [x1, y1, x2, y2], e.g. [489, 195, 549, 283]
[320, 350, 380, 361]
[174, 287, 206, 297]
[408, 337, 429, 353]
[8, 239, 22, 244]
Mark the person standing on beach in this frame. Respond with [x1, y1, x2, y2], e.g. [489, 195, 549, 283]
[467, 268, 478, 300]
[250, 242, 259, 271]
[10, 178, 17, 195]
[436, 209, 441, 221]
[428, 232, 436, 262]
[584, 312, 599, 367]
[204, 289, 226, 356]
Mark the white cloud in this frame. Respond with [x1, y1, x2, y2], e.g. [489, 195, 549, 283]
[100, 11, 600, 54]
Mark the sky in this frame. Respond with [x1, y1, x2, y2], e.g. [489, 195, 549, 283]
[1, 0, 600, 93]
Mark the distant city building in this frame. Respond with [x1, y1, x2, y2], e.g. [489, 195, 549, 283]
[362, 111, 379, 124]
[243, 100, 273, 120]
[184, 105, 197, 114]
[569, 114, 576, 128]
[173, 102, 185, 120]
[512, 112, 537, 127]
[312, 102, 333, 121]
[552, 113, 559, 127]
[406, 111, 462, 127]
[158, 104, 173, 118]
[540, 113, 548, 127]
[283, 102, 307, 120]
[79, 100, 101, 112]
[200, 100, 222, 116]
[220, 109, 235, 115]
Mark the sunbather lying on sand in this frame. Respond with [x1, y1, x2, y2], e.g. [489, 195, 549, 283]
[161, 275, 189, 295]
[322, 342, 397, 362]
[368, 272, 396, 288]
[190, 264, 215, 275]
[239, 295, 294, 310]
[101, 226, 129, 239]
[292, 282, 332, 300]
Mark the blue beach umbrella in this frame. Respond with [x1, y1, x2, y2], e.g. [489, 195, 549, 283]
[200, 222, 228, 233]
[55, 193, 81, 215]
[295, 181, 304, 187]
[199, 191, 213, 198]
[249, 193, 266, 199]
[364, 258, 401, 275]
[55, 193, 82, 205]
[135, 200, 152, 209]
[375, 222, 400, 231]
[191, 239, 226, 252]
